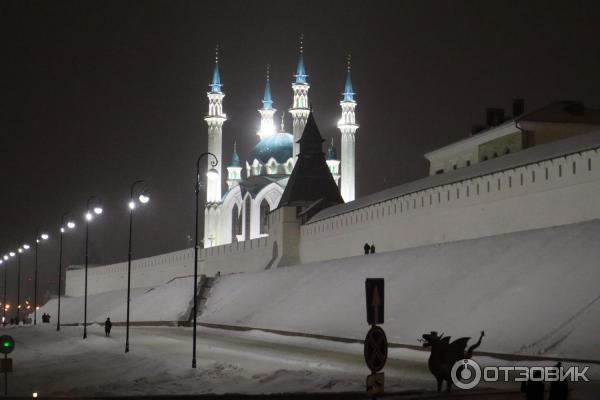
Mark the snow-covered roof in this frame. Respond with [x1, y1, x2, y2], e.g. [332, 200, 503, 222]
[309, 130, 600, 224]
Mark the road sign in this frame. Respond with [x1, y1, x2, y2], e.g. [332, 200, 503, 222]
[364, 326, 388, 372]
[365, 278, 384, 325]
[0, 336, 14, 355]
[0, 359, 11, 373]
[366, 372, 384, 396]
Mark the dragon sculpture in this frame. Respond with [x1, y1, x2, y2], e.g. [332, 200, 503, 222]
[421, 330, 485, 392]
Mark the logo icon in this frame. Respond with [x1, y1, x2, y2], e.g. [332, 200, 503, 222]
[451, 359, 481, 389]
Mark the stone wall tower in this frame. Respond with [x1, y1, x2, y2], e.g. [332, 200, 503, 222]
[337, 55, 359, 202]
[257, 65, 277, 140]
[289, 35, 310, 162]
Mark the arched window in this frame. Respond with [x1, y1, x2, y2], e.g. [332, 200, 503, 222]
[231, 204, 241, 241]
[260, 199, 270, 234]
[244, 196, 251, 240]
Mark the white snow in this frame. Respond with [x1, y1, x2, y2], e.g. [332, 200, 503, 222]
[4, 324, 598, 398]
[35, 276, 194, 324]
[201, 220, 600, 360]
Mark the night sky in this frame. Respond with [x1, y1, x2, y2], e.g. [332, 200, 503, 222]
[1, 0, 600, 303]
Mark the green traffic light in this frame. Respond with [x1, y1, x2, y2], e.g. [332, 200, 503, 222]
[2, 341, 9, 348]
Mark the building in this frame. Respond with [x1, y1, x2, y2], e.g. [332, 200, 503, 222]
[203, 43, 359, 248]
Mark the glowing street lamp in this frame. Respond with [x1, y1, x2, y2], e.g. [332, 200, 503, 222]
[33, 229, 49, 325]
[83, 196, 103, 339]
[125, 180, 150, 353]
[192, 152, 218, 368]
[57, 213, 76, 331]
[15, 244, 29, 323]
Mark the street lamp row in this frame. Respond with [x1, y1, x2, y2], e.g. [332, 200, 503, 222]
[1, 152, 215, 368]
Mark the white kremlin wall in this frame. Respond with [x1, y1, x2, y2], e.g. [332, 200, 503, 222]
[300, 141, 600, 263]
[65, 132, 600, 296]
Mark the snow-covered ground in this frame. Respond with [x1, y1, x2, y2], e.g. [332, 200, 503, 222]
[201, 220, 600, 360]
[4, 324, 598, 398]
[36, 275, 194, 324]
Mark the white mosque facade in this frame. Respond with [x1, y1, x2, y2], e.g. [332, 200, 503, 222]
[203, 47, 357, 248]
[64, 47, 600, 297]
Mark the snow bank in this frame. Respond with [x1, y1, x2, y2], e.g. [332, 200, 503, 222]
[35, 276, 194, 323]
[201, 220, 600, 360]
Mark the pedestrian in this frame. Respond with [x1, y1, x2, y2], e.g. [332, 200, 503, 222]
[370, 243, 376, 254]
[525, 369, 544, 400]
[364, 243, 370, 255]
[46, 314, 51, 323]
[104, 317, 112, 337]
[549, 362, 568, 400]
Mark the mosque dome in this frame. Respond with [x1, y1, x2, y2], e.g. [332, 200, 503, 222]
[250, 133, 294, 164]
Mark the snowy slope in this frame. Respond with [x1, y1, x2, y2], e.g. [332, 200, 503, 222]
[35, 276, 194, 323]
[200, 220, 600, 360]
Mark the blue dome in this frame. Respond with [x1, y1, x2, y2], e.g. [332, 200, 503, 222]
[250, 133, 293, 164]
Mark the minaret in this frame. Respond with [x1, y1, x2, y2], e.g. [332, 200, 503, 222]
[205, 45, 227, 203]
[337, 54, 359, 202]
[289, 34, 310, 161]
[326, 138, 341, 187]
[227, 142, 242, 190]
[257, 65, 277, 140]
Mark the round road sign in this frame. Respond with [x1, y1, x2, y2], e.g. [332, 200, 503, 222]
[364, 326, 388, 372]
[0, 335, 15, 355]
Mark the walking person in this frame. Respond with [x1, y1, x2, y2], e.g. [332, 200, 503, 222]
[370, 243, 376, 254]
[104, 317, 112, 337]
[364, 243, 371, 255]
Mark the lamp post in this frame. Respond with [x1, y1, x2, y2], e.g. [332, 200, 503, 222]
[192, 152, 218, 368]
[33, 230, 49, 325]
[4, 253, 15, 324]
[125, 180, 150, 353]
[57, 214, 76, 331]
[0, 256, 6, 324]
[16, 245, 30, 324]
[83, 196, 103, 339]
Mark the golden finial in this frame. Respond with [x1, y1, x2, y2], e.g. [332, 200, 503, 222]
[347, 53, 352, 72]
[215, 44, 219, 64]
[266, 63, 270, 81]
[280, 114, 285, 132]
[299, 33, 304, 54]
[233, 140, 237, 153]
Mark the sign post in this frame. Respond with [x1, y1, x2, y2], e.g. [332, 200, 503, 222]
[364, 279, 388, 398]
[0, 335, 15, 396]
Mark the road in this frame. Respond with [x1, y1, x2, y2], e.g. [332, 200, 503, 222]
[4, 325, 597, 398]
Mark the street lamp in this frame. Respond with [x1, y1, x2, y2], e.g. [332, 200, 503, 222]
[0, 258, 4, 324]
[4, 254, 14, 324]
[33, 229, 49, 325]
[83, 196, 103, 339]
[125, 180, 150, 353]
[57, 213, 76, 331]
[16, 244, 29, 324]
[192, 152, 218, 368]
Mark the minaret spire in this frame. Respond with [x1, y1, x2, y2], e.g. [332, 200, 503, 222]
[227, 141, 242, 191]
[204, 45, 227, 246]
[257, 64, 277, 140]
[289, 33, 311, 162]
[337, 53, 359, 202]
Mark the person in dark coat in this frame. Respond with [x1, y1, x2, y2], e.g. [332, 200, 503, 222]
[370, 244, 376, 254]
[104, 317, 112, 337]
[549, 362, 568, 400]
[525, 370, 544, 400]
[364, 243, 371, 255]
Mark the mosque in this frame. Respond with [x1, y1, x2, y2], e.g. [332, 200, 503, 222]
[202, 43, 358, 248]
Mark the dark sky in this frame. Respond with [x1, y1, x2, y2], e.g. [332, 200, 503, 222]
[1, 0, 600, 303]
